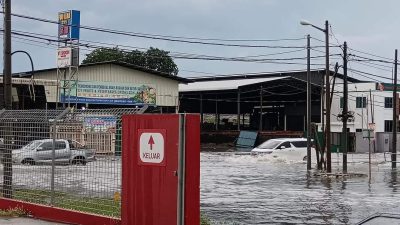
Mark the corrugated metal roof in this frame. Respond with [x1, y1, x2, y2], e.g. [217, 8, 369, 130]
[13, 61, 190, 83]
[179, 76, 288, 92]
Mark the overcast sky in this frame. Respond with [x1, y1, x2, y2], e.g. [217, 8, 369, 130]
[1, 0, 399, 81]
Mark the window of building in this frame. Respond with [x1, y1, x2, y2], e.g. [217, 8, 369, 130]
[384, 120, 400, 132]
[340, 97, 344, 108]
[385, 97, 393, 108]
[385, 120, 393, 132]
[356, 97, 367, 108]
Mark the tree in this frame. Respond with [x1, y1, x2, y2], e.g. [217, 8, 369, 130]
[82, 47, 179, 75]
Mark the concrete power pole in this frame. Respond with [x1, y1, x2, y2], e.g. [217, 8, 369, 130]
[393, 49, 398, 169]
[3, 0, 13, 198]
[306, 34, 312, 170]
[325, 20, 332, 173]
[342, 42, 348, 174]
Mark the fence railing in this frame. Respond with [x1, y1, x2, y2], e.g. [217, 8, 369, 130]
[0, 107, 146, 218]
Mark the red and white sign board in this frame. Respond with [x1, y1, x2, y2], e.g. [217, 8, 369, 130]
[138, 129, 166, 166]
[57, 47, 72, 68]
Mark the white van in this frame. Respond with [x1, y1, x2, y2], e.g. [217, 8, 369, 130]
[251, 138, 317, 162]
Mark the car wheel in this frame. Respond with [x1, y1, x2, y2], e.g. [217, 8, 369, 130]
[72, 157, 86, 166]
[22, 158, 35, 165]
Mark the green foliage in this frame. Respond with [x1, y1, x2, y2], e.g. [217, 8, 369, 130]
[0, 208, 27, 217]
[82, 47, 179, 75]
[14, 188, 211, 224]
[14, 189, 120, 218]
[201, 213, 212, 225]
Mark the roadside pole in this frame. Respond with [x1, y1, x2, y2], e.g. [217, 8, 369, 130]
[306, 34, 312, 170]
[3, 0, 13, 198]
[393, 49, 398, 169]
[342, 42, 348, 174]
[325, 20, 332, 174]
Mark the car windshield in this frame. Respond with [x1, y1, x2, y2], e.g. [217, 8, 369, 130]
[21, 141, 41, 150]
[257, 140, 282, 149]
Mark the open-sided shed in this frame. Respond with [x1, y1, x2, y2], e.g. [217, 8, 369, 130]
[179, 70, 361, 132]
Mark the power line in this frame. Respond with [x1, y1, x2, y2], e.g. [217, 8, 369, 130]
[349, 54, 393, 64]
[13, 30, 308, 58]
[6, 12, 315, 49]
[4, 29, 332, 65]
[348, 68, 391, 81]
[350, 60, 393, 72]
[348, 47, 393, 61]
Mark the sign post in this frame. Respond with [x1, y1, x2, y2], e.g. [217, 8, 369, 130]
[56, 10, 80, 108]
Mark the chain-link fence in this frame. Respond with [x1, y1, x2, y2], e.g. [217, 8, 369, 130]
[0, 107, 146, 218]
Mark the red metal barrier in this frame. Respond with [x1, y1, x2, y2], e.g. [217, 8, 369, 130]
[0, 198, 121, 225]
[122, 114, 200, 225]
[184, 114, 200, 224]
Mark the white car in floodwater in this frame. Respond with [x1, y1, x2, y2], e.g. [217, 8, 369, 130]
[251, 138, 317, 162]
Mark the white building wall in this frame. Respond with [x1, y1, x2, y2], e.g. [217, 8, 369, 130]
[330, 82, 394, 133]
[33, 64, 179, 106]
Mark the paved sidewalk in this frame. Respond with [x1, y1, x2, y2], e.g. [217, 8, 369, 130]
[0, 217, 69, 225]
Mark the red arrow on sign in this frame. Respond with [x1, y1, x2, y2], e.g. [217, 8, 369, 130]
[148, 135, 155, 150]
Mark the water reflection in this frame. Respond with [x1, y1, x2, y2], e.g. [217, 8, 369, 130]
[385, 170, 398, 192]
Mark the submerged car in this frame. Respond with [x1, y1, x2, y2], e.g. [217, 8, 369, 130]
[12, 139, 96, 165]
[251, 138, 316, 162]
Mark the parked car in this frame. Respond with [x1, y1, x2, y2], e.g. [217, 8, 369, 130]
[251, 138, 316, 162]
[12, 139, 96, 165]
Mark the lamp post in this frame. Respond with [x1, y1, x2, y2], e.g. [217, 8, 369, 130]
[301, 19, 332, 173]
[11, 50, 36, 104]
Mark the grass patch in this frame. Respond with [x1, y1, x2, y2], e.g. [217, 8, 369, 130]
[0, 207, 27, 217]
[14, 189, 120, 217]
[201, 213, 212, 225]
[13, 189, 211, 224]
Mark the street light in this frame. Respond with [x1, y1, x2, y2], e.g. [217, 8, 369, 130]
[11, 50, 36, 102]
[301, 19, 332, 173]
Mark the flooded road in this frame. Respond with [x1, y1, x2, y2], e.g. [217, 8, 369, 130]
[200, 152, 400, 224]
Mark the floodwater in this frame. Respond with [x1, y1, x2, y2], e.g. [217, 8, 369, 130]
[200, 152, 400, 225]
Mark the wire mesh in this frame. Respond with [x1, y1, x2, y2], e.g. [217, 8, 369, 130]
[0, 107, 145, 218]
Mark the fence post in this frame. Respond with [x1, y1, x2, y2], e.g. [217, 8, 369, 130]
[0, 109, 12, 198]
[51, 107, 71, 206]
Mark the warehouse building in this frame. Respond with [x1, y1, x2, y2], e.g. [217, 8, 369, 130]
[13, 61, 188, 111]
[178, 69, 361, 132]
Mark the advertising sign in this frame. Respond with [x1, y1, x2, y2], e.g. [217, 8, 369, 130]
[57, 47, 72, 68]
[58, 10, 80, 40]
[60, 81, 156, 105]
[84, 116, 117, 132]
[57, 47, 79, 68]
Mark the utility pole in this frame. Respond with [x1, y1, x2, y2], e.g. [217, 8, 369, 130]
[237, 89, 240, 131]
[393, 49, 398, 169]
[306, 34, 312, 170]
[342, 41, 348, 174]
[325, 20, 332, 173]
[3, 0, 12, 198]
[259, 85, 263, 131]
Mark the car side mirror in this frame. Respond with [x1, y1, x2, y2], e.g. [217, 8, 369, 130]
[280, 146, 286, 149]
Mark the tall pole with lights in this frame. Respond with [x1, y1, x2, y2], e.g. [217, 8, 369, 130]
[301, 19, 331, 173]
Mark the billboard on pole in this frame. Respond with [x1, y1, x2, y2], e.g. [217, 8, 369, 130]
[57, 47, 79, 68]
[58, 10, 80, 40]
